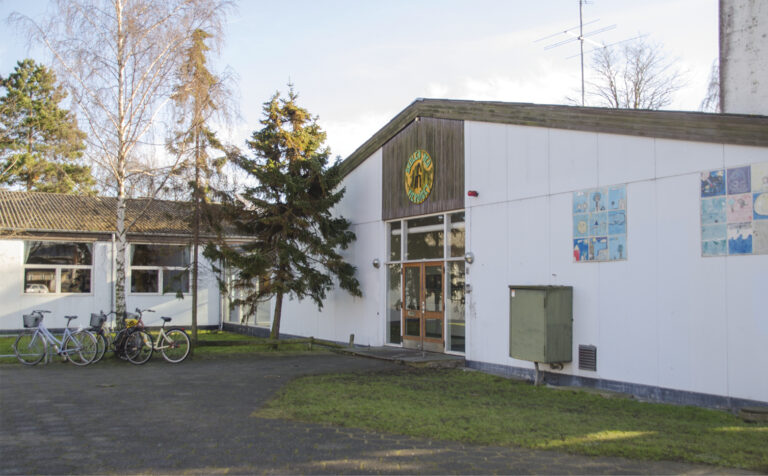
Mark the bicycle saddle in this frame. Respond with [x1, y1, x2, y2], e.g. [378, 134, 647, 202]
[65, 315, 78, 320]
[161, 317, 172, 322]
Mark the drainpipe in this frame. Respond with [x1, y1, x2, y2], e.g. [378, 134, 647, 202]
[111, 233, 116, 314]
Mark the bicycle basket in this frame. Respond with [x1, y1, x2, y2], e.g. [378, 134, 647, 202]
[22, 314, 41, 328]
[90, 313, 106, 327]
[125, 318, 138, 328]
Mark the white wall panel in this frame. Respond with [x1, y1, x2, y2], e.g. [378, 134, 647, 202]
[335, 149, 382, 224]
[596, 181, 659, 386]
[465, 202, 509, 364]
[548, 129, 598, 194]
[598, 133, 655, 186]
[506, 126, 549, 201]
[655, 138, 723, 178]
[725, 255, 768, 401]
[723, 144, 768, 168]
[465, 122, 508, 206]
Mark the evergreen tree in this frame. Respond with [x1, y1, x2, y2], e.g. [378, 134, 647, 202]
[206, 88, 361, 339]
[0, 59, 93, 193]
[170, 29, 230, 344]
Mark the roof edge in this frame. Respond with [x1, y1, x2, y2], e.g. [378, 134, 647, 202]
[338, 98, 768, 177]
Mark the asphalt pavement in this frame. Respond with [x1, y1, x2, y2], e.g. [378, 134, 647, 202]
[0, 353, 754, 475]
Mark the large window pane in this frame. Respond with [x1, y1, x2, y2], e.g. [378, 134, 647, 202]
[387, 264, 401, 344]
[131, 270, 158, 293]
[389, 221, 401, 261]
[24, 269, 55, 293]
[447, 261, 466, 353]
[425, 318, 442, 339]
[424, 265, 443, 312]
[131, 244, 190, 267]
[25, 242, 92, 265]
[61, 269, 91, 293]
[406, 215, 444, 260]
[163, 270, 190, 294]
[449, 212, 465, 258]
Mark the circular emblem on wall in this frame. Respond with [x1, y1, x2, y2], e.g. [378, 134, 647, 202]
[404, 149, 435, 204]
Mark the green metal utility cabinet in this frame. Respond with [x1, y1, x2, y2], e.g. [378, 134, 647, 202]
[508, 285, 573, 363]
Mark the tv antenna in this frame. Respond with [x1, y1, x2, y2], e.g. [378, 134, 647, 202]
[535, 0, 616, 106]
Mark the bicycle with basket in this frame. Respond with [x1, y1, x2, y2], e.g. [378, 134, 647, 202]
[13, 310, 98, 366]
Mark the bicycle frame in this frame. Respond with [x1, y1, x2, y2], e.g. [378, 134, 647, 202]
[26, 322, 83, 362]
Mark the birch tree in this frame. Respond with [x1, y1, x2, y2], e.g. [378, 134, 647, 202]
[12, 0, 230, 321]
[587, 39, 685, 110]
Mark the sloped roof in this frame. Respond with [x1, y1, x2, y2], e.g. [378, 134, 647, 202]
[0, 190, 196, 236]
[340, 99, 768, 176]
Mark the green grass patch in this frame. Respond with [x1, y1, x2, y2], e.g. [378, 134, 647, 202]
[0, 331, 330, 364]
[256, 368, 768, 471]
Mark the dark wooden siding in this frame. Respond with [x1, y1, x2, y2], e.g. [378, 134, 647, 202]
[382, 117, 464, 220]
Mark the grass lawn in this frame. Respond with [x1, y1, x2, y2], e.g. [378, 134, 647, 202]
[0, 330, 329, 364]
[256, 368, 768, 472]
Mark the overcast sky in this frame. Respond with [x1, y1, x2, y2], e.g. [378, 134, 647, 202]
[0, 0, 719, 160]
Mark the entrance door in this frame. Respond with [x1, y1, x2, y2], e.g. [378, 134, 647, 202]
[402, 262, 444, 352]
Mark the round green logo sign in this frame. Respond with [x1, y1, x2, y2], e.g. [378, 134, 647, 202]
[404, 149, 435, 204]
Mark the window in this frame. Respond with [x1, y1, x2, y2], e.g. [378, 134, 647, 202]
[130, 244, 190, 294]
[24, 241, 93, 294]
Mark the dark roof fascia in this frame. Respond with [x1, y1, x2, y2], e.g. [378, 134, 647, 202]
[339, 98, 768, 177]
[0, 228, 254, 244]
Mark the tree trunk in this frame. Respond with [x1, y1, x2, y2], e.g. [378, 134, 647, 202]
[270, 290, 283, 340]
[115, 193, 127, 327]
[191, 132, 200, 345]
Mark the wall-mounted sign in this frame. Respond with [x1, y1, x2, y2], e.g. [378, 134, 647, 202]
[404, 149, 435, 204]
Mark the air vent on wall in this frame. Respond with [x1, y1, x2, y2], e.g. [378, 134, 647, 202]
[578, 345, 597, 371]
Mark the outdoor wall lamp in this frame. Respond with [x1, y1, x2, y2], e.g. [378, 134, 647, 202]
[372, 258, 381, 268]
[464, 252, 474, 264]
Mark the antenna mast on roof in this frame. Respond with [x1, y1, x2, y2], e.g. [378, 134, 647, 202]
[535, 0, 616, 106]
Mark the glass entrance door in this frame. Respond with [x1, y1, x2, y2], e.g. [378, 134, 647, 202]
[402, 262, 444, 352]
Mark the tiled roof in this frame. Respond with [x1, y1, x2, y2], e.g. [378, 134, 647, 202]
[0, 190, 197, 236]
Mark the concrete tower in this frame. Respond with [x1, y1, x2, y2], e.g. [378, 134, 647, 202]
[720, 0, 768, 115]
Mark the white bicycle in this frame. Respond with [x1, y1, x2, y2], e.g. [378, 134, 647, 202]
[13, 310, 98, 366]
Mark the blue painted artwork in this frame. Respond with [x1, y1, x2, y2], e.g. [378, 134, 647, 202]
[702, 224, 727, 242]
[701, 197, 726, 225]
[608, 210, 626, 235]
[589, 212, 607, 236]
[589, 189, 606, 212]
[702, 239, 727, 257]
[727, 223, 753, 255]
[701, 169, 725, 197]
[590, 237, 609, 261]
[573, 184, 628, 262]
[607, 186, 626, 210]
[727, 166, 751, 195]
[573, 191, 589, 214]
[573, 214, 589, 238]
[608, 235, 627, 260]
[754, 192, 768, 220]
[573, 239, 589, 261]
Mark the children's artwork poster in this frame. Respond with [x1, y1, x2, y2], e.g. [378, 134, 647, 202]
[573, 184, 627, 262]
[701, 161, 768, 256]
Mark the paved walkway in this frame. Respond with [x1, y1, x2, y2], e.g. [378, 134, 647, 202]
[0, 354, 753, 475]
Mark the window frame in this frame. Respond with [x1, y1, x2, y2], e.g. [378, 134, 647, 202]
[23, 241, 94, 295]
[129, 243, 192, 295]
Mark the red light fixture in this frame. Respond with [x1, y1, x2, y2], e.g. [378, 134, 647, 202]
[467, 190, 479, 197]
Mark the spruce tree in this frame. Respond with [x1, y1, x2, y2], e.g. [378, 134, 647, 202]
[0, 59, 93, 193]
[207, 88, 361, 339]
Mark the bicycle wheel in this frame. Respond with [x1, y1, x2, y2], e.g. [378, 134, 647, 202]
[14, 332, 45, 365]
[92, 332, 109, 363]
[63, 331, 98, 366]
[160, 328, 191, 363]
[124, 329, 153, 365]
[112, 329, 129, 360]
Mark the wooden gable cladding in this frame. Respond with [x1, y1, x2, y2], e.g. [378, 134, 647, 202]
[382, 117, 464, 220]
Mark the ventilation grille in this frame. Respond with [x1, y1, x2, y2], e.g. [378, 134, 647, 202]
[578, 345, 597, 371]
